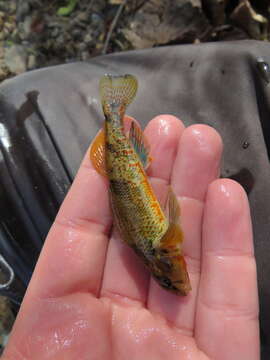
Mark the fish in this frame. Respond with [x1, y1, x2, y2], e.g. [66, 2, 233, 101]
[90, 74, 191, 295]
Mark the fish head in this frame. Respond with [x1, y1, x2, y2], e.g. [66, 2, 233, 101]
[150, 248, 191, 296]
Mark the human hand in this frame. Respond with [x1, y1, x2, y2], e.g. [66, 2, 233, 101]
[2, 115, 259, 360]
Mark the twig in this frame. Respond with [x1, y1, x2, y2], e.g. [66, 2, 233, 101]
[102, 0, 128, 55]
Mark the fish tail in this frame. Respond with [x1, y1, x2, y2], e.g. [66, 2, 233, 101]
[99, 74, 138, 115]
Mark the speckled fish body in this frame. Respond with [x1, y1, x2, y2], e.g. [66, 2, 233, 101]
[105, 122, 168, 253]
[90, 74, 191, 295]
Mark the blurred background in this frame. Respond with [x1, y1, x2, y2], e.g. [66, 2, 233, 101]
[0, 0, 269, 81]
[0, 0, 269, 354]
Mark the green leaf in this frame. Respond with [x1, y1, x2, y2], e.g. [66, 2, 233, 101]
[57, 0, 78, 16]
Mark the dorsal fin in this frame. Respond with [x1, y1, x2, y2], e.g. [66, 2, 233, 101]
[129, 121, 152, 169]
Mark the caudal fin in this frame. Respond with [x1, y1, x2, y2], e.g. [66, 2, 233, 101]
[99, 74, 138, 111]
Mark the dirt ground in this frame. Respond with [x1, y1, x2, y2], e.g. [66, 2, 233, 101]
[0, 0, 269, 81]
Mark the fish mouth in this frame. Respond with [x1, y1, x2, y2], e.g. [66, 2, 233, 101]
[153, 273, 191, 296]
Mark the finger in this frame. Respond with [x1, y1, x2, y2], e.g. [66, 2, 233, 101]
[101, 115, 184, 304]
[196, 179, 259, 359]
[22, 146, 112, 301]
[146, 115, 185, 182]
[147, 125, 223, 335]
[172, 124, 222, 201]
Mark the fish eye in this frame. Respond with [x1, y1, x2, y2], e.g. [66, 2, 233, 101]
[153, 274, 179, 292]
[159, 276, 172, 288]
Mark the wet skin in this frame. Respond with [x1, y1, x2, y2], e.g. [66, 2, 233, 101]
[3, 115, 259, 360]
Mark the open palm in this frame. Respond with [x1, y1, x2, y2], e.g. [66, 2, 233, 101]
[3, 115, 259, 360]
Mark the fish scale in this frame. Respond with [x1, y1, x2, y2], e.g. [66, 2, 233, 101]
[107, 123, 168, 244]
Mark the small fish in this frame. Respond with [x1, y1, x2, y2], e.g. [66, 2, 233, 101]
[90, 74, 191, 295]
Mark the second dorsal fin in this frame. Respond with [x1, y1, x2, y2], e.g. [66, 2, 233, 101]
[129, 121, 151, 169]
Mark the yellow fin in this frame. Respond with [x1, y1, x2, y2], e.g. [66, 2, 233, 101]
[129, 121, 152, 169]
[166, 187, 181, 225]
[89, 127, 107, 177]
[99, 74, 138, 112]
[158, 188, 183, 247]
[159, 223, 183, 248]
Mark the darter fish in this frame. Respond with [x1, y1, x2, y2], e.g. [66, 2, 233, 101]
[90, 74, 191, 295]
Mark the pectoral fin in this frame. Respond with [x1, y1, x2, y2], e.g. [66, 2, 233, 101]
[158, 188, 183, 248]
[89, 127, 107, 177]
[159, 223, 183, 249]
[129, 121, 152, 169]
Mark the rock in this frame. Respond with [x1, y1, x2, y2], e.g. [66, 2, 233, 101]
[55, 33, 65, 46]
[84, 33, 93, 44]
[3, 20, 15, 34]
[4, 45, 28, 74]
[90, 12, 105, 33]
[0, 65, 11, 81]
[27, 54, 37, 69]
[11, 28, 19, 40]
[51, 27, 60, 38]
[16, 0, 31, 21]
[8, 1, 16, 12]
[121, 0, 211, 49]
[0, 68, 11, 81]
[22, 15, 32, 37]
[81, 50, 90, 61]
[77, 42, 87, 52]
[75, 12, 89, 23]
